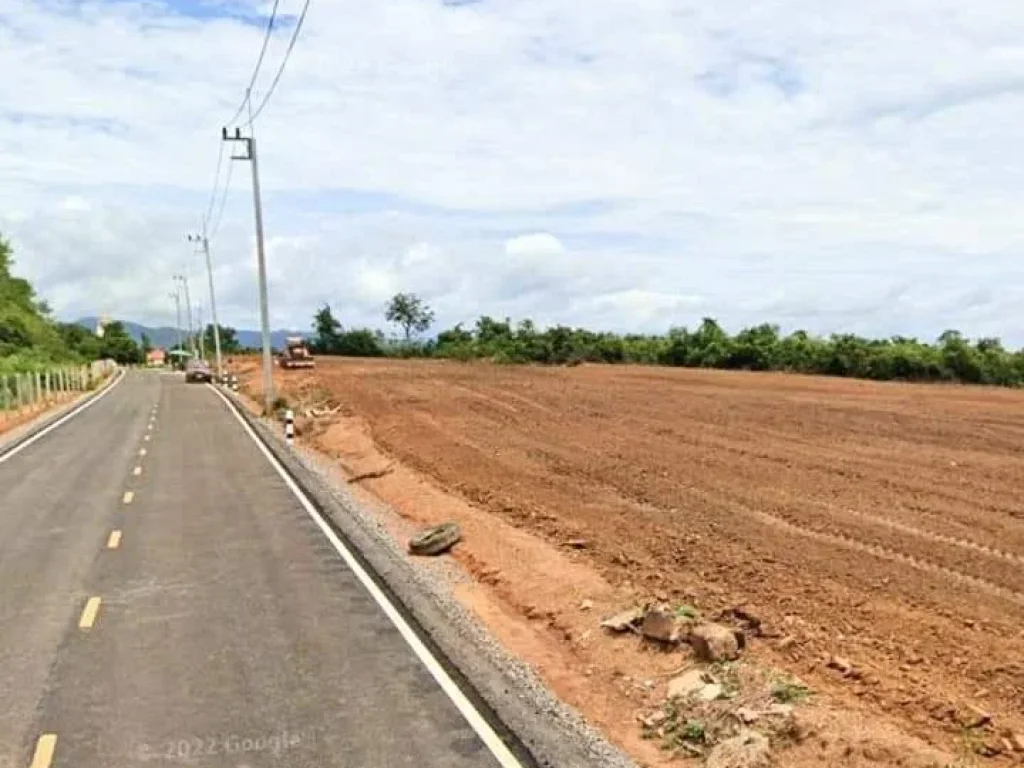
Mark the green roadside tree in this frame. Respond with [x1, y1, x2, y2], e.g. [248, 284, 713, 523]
[203, 324, 241, 354]
[385, 292, 434, 342]
[98, 321, 143, 365]
[312, 304, 343, 354]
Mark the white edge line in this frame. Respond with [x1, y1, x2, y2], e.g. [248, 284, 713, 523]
[209, 386, 525, 768]
[0, 370, 126, 466]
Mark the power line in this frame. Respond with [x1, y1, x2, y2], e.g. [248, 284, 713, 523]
[207, 158, 234, 240]
[224, 0, 282, 126]
[244, 0, 313, 126]
[200, 141, 225, 233]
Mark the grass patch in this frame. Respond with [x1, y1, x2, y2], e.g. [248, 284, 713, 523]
[771, 678, 811, 703]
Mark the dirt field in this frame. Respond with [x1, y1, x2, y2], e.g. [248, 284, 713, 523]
[237, 358, 1024, 765]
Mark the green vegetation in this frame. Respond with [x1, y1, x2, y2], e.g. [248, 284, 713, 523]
[0, 234, 141, 372]
[305, 293, 1024, 389]
[385, 292, 434, 342]
[310, 304, 386, 357]
[771, 678, 811, 703]
[203, 323, 242, 354]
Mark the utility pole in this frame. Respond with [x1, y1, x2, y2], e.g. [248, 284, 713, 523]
[223, 115, 273, 414]
[174, 273, 195, 357]
[187, 233, 223, 380]
[197, 302, 206, 360]
[168, 289, 183, 352]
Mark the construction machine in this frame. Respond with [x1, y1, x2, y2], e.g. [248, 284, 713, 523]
[277, 336, 315, 369]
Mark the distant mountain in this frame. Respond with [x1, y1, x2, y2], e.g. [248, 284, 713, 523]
[75, 317, 309, 351]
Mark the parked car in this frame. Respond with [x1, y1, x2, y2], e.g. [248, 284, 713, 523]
[184, 359, 212, 383]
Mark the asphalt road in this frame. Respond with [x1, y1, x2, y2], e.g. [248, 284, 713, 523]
[0, 371, 510, 768]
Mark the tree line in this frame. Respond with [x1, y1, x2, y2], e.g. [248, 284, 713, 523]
[309, 293, 1024, 387]
[6, 223, 1024, 388]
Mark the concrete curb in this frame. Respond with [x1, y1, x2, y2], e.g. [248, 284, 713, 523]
[0, 369, 124, 458]
[216, 386, 637, 768]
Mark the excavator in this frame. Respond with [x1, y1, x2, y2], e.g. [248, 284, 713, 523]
[276, 337, 315, 369]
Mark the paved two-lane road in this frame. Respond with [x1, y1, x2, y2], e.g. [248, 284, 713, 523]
[0, 371, 519, 767]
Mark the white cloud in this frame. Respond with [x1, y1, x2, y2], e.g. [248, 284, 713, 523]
[1, 0, 1024, 341]
[504, 233, 565, 260]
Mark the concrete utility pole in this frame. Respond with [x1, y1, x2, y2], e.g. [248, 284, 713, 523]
[168, 289, 183, 352]
[196, 302, 206, 360]
[187, 233, 223, 379]
[223, 116, 273, 415]
[174, 273, 195, 356]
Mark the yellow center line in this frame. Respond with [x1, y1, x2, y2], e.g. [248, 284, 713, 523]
[123, 491, 134, 504]
[29, 734, 57, 768]
[132, 466, 142, 476]
[107, 530, 122, 549]
[78, 597, 102, 629]
[139, 448, 147, 456]
[144, 435, 151, 442]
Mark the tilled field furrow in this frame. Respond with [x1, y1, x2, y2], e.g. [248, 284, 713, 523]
[247, 359, 1024, 760]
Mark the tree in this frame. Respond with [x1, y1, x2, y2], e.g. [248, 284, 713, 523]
[203, 324, 240, 354]
[385, 292, 434, 342]
[312, 304, 343, 354]
[98, 321, 143, 365]
[140, 332, 153, 355]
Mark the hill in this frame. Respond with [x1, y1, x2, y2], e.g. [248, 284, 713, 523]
[74, 318, 308, 351]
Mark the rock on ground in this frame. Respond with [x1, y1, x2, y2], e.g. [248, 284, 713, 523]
[667, 669, 713, 700]
[642, 606, 687, 644]
[601, 607, 643, 632]
[408, 521, 462, 556]
[705, 730, 772, 768]
[689, 622, 743, 662]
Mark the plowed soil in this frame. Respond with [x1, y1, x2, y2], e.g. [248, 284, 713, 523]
[241, 358, 1024, 763]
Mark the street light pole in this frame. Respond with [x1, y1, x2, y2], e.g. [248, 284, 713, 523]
[223, 121, 274, 414]
[187, 233, 223, 380]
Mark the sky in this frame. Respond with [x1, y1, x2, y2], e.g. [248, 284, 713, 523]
[2, 0, 1024, 342]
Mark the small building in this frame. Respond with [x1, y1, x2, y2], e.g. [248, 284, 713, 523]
[146, 348, 167, 367]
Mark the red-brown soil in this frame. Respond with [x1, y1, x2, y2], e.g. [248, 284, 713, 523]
[0, 393, 76, 438]
[235, 357, 1024, 765]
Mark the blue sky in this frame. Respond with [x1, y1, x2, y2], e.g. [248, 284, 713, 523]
[2, 0, 1024, 341]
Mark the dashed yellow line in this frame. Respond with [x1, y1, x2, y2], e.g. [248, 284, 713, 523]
[107, 530, 122, 549]
[132, 466, 142, 477]
[78, 597, 102, 629]
[123, 491, 134, 505]
[143, 435, 151, 442]
[29, 733, 57, 768]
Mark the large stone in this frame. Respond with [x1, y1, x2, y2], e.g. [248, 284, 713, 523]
[642, 607, 687, 644]
[706, 730, 771, 768]
[667, 669, 713, 700]
[408, 521, 462, 556]
[601, 607, 644, 632]
[689, 622, 743, 662]
[697, 683, 724, 701]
